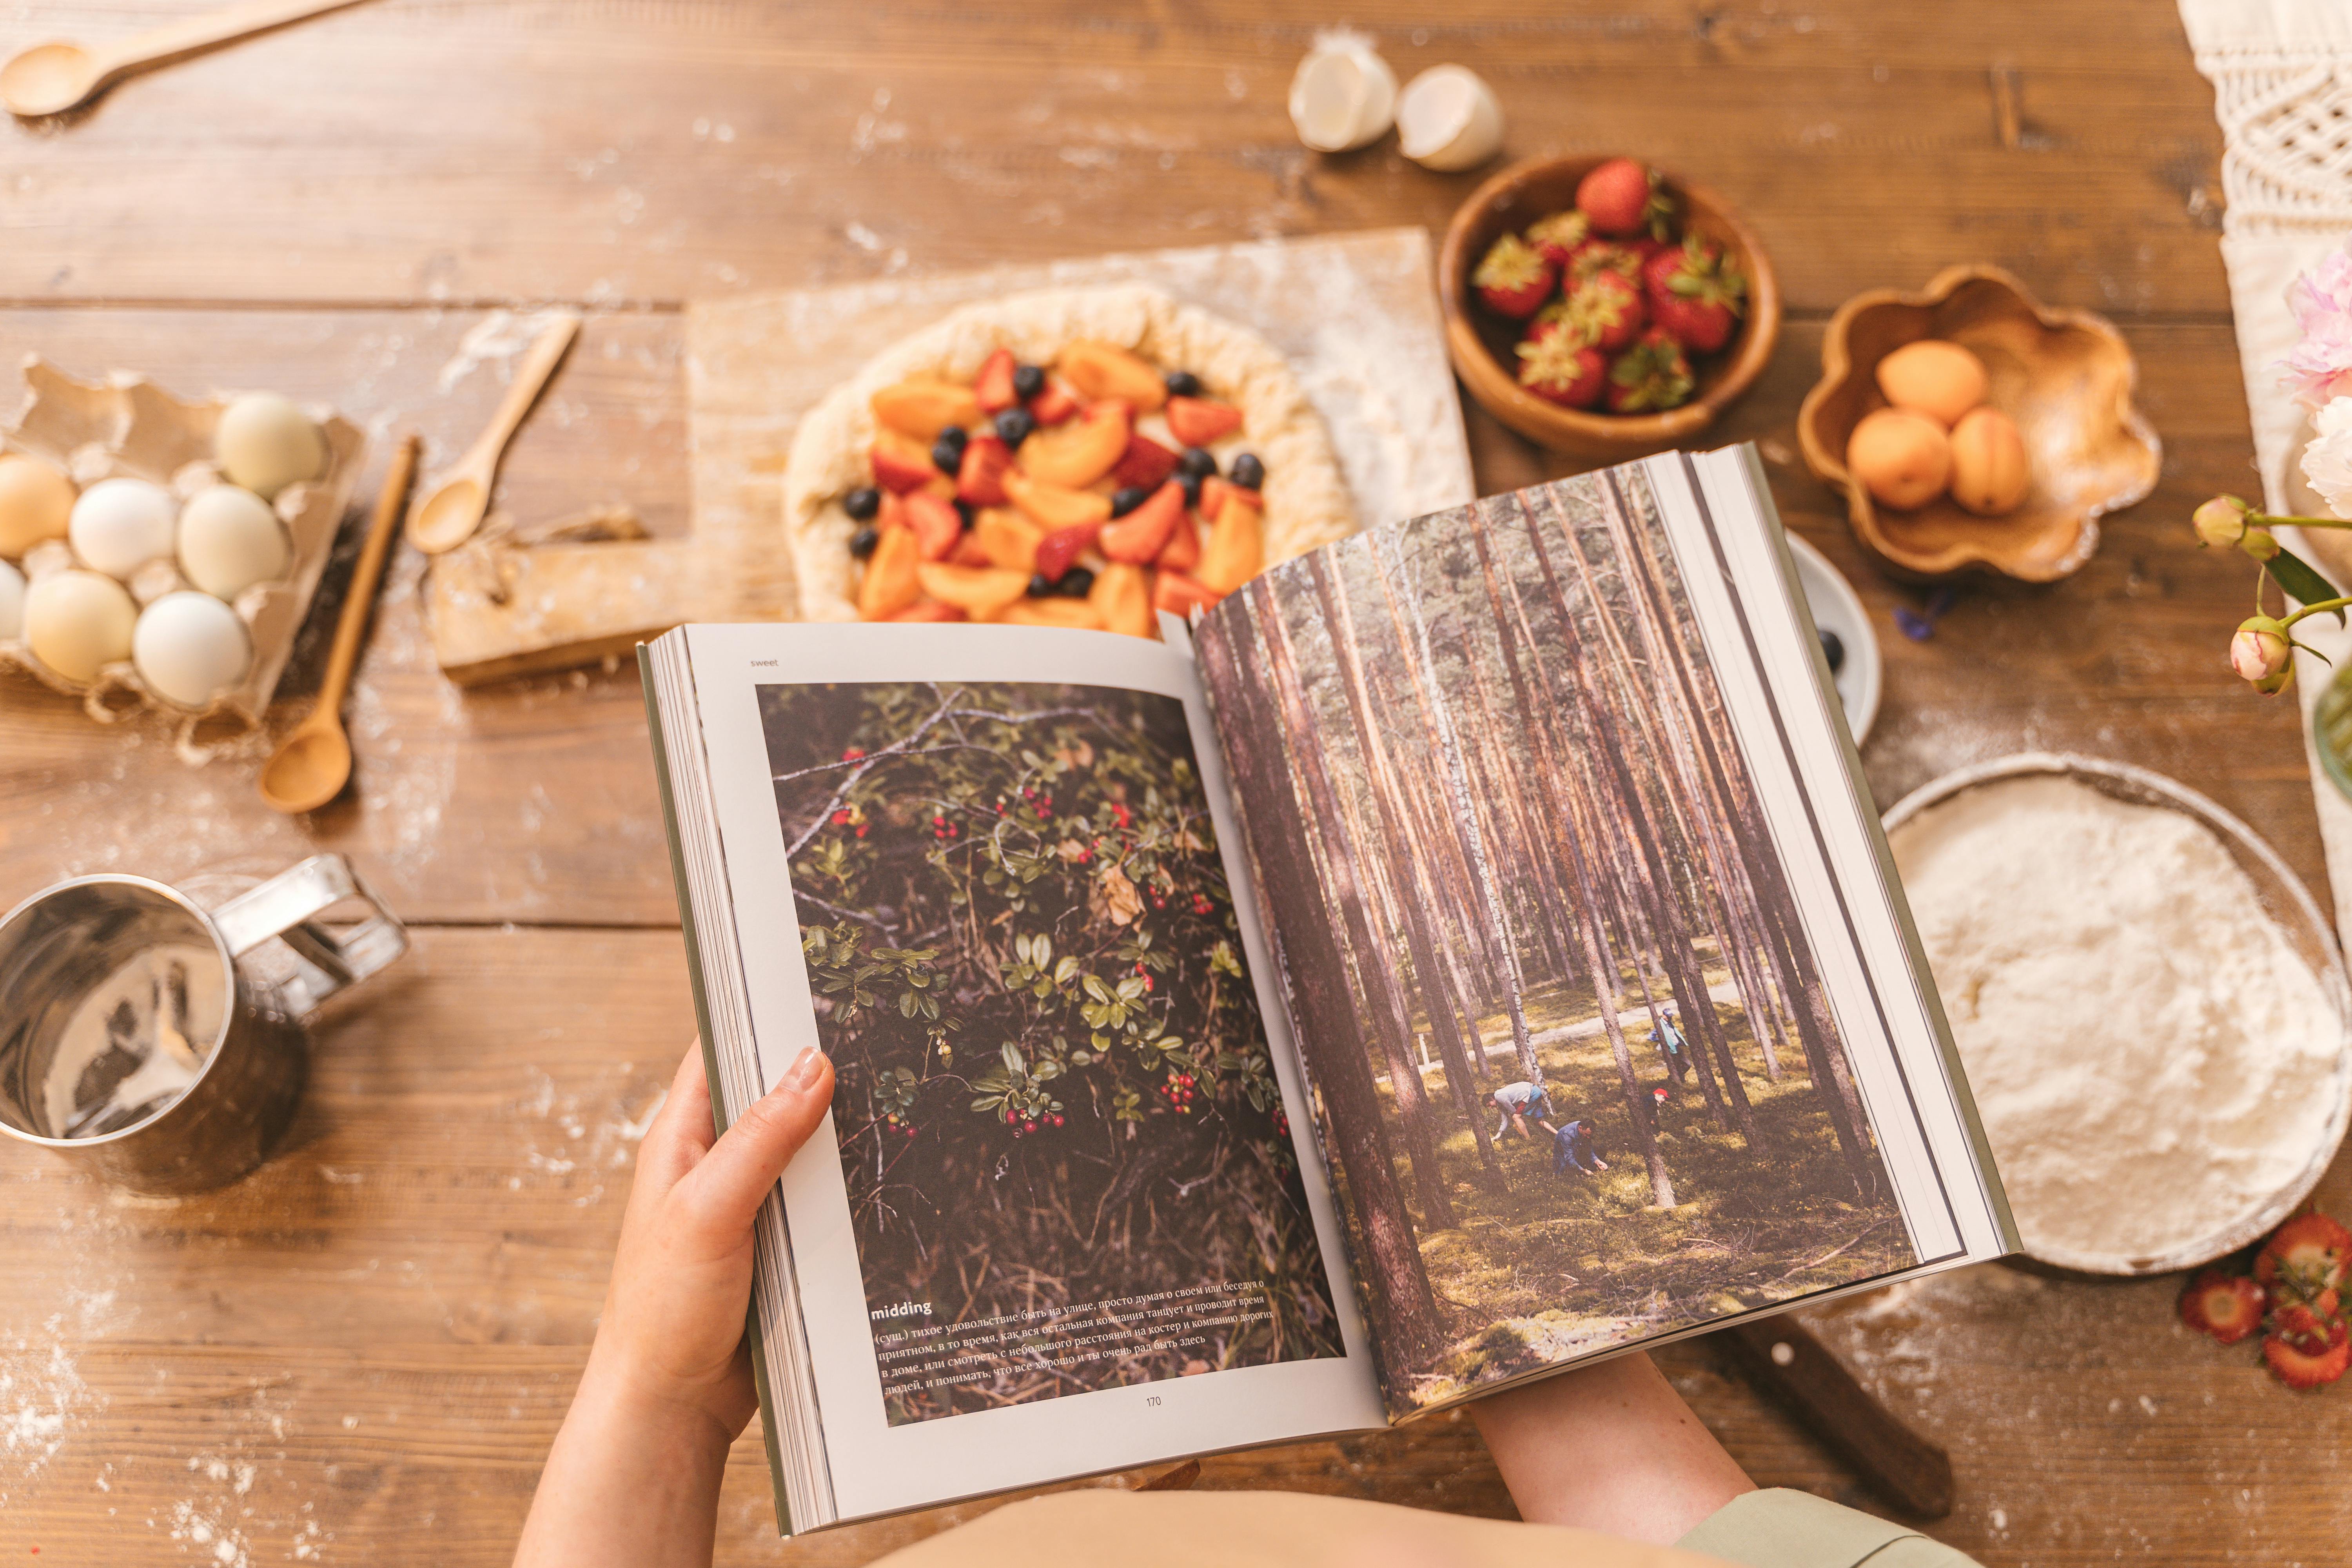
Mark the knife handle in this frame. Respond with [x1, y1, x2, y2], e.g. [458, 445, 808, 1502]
[1717, 1315, 1954, 1519]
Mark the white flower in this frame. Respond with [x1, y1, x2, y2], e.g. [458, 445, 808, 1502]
[2301, 396, 2352, 516]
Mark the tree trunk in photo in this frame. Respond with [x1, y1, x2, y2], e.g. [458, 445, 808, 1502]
[1311, 555, 1508, 1192]
[1521, 495, 1760, 1152]
[1196, 598, 1444, 1373]
[1259, 587, 1460, 1231]
[1368, 528, 1542, 1084]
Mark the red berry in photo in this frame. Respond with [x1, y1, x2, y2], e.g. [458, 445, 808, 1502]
[1473, 234, 1557, 320]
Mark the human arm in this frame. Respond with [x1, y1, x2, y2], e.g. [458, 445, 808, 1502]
[1470, 1351, 1754, 1545]
[514, 1041, 835, 1568]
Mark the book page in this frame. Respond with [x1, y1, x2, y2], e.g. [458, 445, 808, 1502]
[1194, 452, 2007, 1417]
[677, 622, 1384, 1523]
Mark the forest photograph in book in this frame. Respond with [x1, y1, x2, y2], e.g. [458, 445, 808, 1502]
[1195, 470, 1914, 1408]
[760, 681, 1346, 1426]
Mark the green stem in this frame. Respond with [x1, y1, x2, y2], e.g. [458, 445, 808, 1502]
[2256, 511, 2352, 530]
[2283, 595, 2352, 630]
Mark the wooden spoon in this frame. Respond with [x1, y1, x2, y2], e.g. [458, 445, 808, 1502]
[258, 434, 419, 816]
[407, 312, 582, 556]
[1, 0, 368, 118]
[1717, 1315, 1955, 1519]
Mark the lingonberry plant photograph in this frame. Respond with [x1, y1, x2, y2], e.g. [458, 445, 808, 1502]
[761, 679, 1345, 1425]
[1196, 469, 1916, 1409]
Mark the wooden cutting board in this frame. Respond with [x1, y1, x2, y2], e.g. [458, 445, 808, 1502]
[422, 227, 1476, 682]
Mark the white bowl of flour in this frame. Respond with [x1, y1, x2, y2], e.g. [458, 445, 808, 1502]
[1885, 753, 2352, 1275]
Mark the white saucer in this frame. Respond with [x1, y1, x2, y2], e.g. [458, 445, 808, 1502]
[1784, 530, 1881, 747]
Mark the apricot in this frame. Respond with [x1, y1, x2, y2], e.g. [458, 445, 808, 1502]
[916, 562, 1033, 618]
[857, 525, 921, 619]
[1003, 470, 1113, 531]
[1846, 408, 1951, 511]
[871, 378, 983, 441]
[1018, 399, 1131, 489]
[1948, 406, 2030, 515]
[1873, 340, 1987, 428]
[1058, 341, 1167, 411]
[1089, 562, 1155, 638]
[1195, 490, 1265, 593]
[1001, 597, 1108, 631]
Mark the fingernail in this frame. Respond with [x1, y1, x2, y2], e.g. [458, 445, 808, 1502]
[786, 1047, 827, 1091]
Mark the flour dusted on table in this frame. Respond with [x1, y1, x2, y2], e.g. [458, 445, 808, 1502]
[1891, 775, 2341, 1262]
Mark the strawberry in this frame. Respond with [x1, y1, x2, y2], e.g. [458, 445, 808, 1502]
[1027, 382, 1079, 426]
[1642, 236, 1747, 355]
[1158, 507, 1201, 573]
[2263, 1305, 2351, 1390]
[871, 437, 938, 496]
[1525, 210, 1592, 269]
[2178, 1270, 2267, 1345]
[1111, 432, 1179, 491]
[2257, 1212, 2352, 1305]
[1575, 157, 1675, 240]
[956, 434, 1013, 506]
[1605, 328, 1695, 414]
[1099, 480, 1185, 564]
[1538, 269, 1647, 353]
[973, 348, 1020, 414]
[1515, 332, 1607, 409]
[1564, 239, 1643, 288]
[1198, 475, 1258, 523]
[1032, 523, 1100, 583]
[1166, 396, 1243, 448]
[901, 492, 963, 561]
[1473, 233, 1557, 319]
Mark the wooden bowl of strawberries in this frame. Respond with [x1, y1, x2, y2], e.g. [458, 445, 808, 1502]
[1439, 155, 1780, 458]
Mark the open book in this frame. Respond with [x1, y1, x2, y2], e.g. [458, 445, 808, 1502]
[639, 446, 2016, 1534]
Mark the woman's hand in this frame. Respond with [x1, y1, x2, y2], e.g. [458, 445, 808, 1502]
[516, 1041, 834, 1568]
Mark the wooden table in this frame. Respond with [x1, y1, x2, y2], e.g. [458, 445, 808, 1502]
[0, 4, 2326, 1562]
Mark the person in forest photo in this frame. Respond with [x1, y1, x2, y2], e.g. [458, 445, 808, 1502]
[1553, 1118, 1609, 1180]
[759, 679, 1344, 1425]
[1491, 1078, 1561, 1142]
[1648, 1002, 1691, 1085]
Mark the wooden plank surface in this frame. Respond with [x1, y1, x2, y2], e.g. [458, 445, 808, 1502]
[0, 2, 2339, 1564]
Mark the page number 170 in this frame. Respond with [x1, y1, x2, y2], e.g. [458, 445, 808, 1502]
[1145, 1395, 1161, 1408]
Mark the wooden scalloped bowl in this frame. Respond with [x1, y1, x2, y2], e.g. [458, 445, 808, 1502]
[1438, 155, 1780, 459]
[1797, 265, 2160, 583]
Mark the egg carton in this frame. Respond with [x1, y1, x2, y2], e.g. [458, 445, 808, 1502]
[0, 356, 366, 735]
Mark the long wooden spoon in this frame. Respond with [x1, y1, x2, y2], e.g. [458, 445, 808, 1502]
[407, 312, 582, 556]
[0, 0, 368, 118]
[258, 434, 419, 816]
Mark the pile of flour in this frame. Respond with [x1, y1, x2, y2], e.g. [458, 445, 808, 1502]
[1890, 774, 2342, 1262]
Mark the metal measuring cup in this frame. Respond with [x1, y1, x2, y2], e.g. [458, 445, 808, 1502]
[0, 853, 406, 1193]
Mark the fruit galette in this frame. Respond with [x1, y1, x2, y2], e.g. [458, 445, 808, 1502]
[783, 285, 1355, 634]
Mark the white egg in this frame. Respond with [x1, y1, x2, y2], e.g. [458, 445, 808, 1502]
[0, 454, 76, 558]
[214, 393, 325, 500]
[25, 569, 137, 682]
[69, 477, 177, 579]
[177, 484, 291, 601]
[0, 559, 23, 641]
[132, 591, 251, 709]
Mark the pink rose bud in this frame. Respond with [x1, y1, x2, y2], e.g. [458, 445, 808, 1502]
[2242, 526, 2282, 562]
[2230, 614, 2293, 686]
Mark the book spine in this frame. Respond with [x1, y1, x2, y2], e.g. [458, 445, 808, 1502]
[636, 639, 799, 1534]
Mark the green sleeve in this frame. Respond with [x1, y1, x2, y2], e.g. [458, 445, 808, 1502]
[1675, 1489, 1985, 1568]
